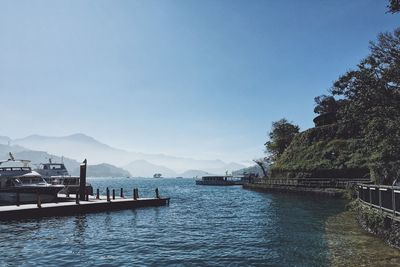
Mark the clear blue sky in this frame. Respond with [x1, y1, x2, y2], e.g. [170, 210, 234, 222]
[0, 0, 398, 164]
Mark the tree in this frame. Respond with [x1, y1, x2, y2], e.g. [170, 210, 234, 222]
[265, 119, 300, 161]
[329, 28, 400, 184]
[313, 95, 338, 115]
[388, 0, 400, 13]
[253, 158, 269, 178]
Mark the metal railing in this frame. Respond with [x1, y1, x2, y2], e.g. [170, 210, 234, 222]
[257, 177, 370, 189]
[358, 184, 400, 217]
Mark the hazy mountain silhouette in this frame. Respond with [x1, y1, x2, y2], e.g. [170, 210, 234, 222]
[11, 133, 246, 174]
[0, 143, 131, 177]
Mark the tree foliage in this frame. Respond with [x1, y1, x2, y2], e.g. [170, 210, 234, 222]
[329, 28, 400, 183]
[313, 95, 338, 115]
[265, 119, 300, 161]
[388, 0, 400, 13]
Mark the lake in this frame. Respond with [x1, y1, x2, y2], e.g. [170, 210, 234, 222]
[0, 178, 398, 266]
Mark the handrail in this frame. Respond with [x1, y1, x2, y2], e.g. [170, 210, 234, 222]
[357, 183, 400, 218]
[255, 177, 371, 189]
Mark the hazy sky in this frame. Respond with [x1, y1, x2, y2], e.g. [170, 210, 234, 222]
[0, 0, 398, 164]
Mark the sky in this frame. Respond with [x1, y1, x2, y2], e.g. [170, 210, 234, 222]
[0, 0, 398, 164]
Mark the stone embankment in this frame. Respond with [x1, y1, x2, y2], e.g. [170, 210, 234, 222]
[243, 182, 345, 198]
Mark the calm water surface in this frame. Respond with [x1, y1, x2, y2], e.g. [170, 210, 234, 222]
[0, 178, 397, 266]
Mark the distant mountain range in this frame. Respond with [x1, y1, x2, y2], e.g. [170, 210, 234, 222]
[0, 144, 130, 177]
[0, 133, 247, 177]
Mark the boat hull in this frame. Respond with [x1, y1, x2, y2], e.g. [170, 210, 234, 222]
[195, 180, 244, 186]
[0, 186, 63, 205]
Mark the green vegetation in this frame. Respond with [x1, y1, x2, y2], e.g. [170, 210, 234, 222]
[351, 200, 385, 230]
[265, 119, 299, 162]
[270, 125, 369, 178]
[264, 5, 399, 183]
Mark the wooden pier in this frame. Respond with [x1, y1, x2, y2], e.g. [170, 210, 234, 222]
[0, 193, 170, 221]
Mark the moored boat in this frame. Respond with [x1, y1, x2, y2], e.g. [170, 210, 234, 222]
[0, 154, 64, 204]
[35, 159, 93, 195]
[195, 175, 244, 186]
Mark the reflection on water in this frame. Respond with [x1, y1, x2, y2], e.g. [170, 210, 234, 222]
[0, 178, 399, 266]
[326, 211, 400, 266]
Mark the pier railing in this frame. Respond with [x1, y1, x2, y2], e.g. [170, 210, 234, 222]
[257, 177, 370, 189]
[358, 184, 400, 216]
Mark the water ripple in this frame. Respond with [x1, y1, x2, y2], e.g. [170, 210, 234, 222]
[1, 178, 349, 266]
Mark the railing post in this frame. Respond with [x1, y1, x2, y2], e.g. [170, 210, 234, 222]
[369, 187, 372, 204]
[112, 189, 115, 200]
[393, 186, 396, 217]
[379, 185, 382, 210]
[133, 188, 135, 200]
[120, 188, 124, 198]
[96, 188, 100, 199]
[106, 187, 110, 202]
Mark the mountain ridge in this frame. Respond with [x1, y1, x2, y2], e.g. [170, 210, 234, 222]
[8, 133, 247, 174]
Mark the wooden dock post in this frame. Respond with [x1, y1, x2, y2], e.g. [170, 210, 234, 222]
[37, 193, 42, 208]
[155, 188, 160, 199]
[133, 188, 138, 200]
[79, 159, 87, 201]
[106, 187, 110, 202]
[76, 192, 80, 204]
[96, 189, 100, 199]
[120, 188, 124, 198]
[112, 189, 115, 200]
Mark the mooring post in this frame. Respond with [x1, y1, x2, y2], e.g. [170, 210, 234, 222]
[96, 188, 100, 199]
[76, 191, 80, 204]
[133, 188, 138, 200]
[85, 189, 89, 201]
[120, 188, 124, 198]
[16, 192, 20, 206]
[37, 193, 42, 208]
[79, 159, 87, 201]
[136, 188, 139, 199]
[155, 188, 160, 199]
[106, 187, 110, 202]
[112, 189, 115, 200]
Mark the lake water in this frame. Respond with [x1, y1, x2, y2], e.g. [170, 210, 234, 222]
[0, 178, 399, 266]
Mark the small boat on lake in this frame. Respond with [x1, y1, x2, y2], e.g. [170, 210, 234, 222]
[0, 154, 64, 204]
[153, 173, 163, 178]
[35, 159, 93, 195]
[195, 175, 244, 186]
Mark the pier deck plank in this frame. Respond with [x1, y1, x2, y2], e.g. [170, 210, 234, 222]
[0, 194, 170, 220]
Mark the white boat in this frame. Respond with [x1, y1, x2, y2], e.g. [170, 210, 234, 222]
[195, 175, 244, 186]
[0, 154, 64, 204]
[35, 159, 93, 195]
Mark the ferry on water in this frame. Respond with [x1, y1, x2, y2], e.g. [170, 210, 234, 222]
[195, 175, 244, 186]
[0, 154, 64, 204]
[35, 159, 93, 195]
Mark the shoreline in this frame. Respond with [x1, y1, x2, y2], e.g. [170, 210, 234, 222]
[242, 182, 346, 198]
